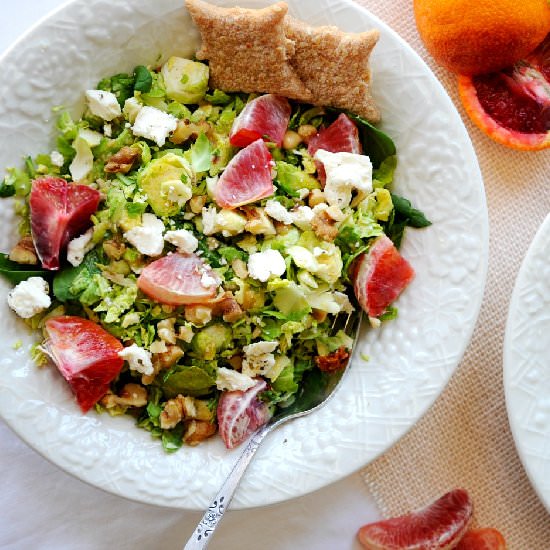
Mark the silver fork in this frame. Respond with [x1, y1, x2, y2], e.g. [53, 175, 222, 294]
[183, 311, 362, 550]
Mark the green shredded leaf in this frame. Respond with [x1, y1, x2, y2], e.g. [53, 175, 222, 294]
[133, 65, 153, 93]
[189, 133, 212, 172]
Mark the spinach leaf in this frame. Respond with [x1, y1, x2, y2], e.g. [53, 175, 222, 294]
[133, 65, 153, 93]
[53, 249, 101, 302]
[0, 253, 50, 284]
[390, 194, 432, 228]
[162, 424, 184, 453]
[346, 112, 396, 168]
[98, 73, 135, 106]
[0, 179, 15, 197]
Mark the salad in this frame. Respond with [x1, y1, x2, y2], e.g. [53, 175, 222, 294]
[0, 57, 429, 452]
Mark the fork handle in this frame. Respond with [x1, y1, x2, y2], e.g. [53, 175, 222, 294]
[183, 423, 272, 550]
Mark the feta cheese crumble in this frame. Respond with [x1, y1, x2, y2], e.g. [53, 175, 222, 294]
[85, 90, 122, 121]
[67, 228, 94, 267]
[131, 106, 178, 147]
[123, 213, 165, 256]
[216, 367, 256, 392]
[290, 205, 314, 230]
[118, 344, 154, 376]
[313, 149, 373, 208]
[7, 277, 51, 319]
[247, 249, 286, 282]
[164, 228, 198, 254]
[265, 199, 293, 224]
[50, 150, 64, 167]
[201, 205, 247, 237]
[242, 341, 279, 377]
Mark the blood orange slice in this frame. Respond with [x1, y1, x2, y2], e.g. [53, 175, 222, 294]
[358, 488, 473, 550]
[230, 94, 291, 148]
[458, 35, 550, 151]
[137, 252, 221, 305]
[217, 379, 272, 449]
[44, 316, 124, 412]
[456, 528, 507, 550]
[352, 235, 415, 318]
[29, 177, 101, 270]
[214, 139, 274, 208]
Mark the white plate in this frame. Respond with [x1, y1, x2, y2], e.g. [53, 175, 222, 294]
[0, 0, 487, 509]
[504, 213, 550, 512]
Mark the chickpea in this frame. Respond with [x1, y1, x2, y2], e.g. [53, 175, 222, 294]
[282, 130, 302, 150]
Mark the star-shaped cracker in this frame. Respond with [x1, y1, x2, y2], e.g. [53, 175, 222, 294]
[185, 0, 312, 101]
[285, 17, 381, 123]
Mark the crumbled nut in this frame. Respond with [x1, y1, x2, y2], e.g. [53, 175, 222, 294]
[312, 309, 328, 323]
[315, 346, 350, 372]
[311, 210, 339, 241]
[325, 205, 345, 222]
[297, 124, 318, 143]
[183, 420, 217, 446]
[282, 130, 302, 150]
[212, 292, 244, 323]
[104, 146, 141, 174]
[142, 345, 184, 385]
[227, 355, 243, 371]
[308, 189, 326, 207]
[178, 324, 194, 343]
[100, 383, 148, 408]
[242, 206, 276, 235]
[160, 395, 191, 429]
[158, 318, 177, 344]
[103, 240, 126, 260]
[9, 236, 38, 265]
[184, 304, 213, 325]
[189, 194, 208, 214]
[231, 258, 248, 279]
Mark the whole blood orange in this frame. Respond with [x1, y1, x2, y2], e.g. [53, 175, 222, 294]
[414, 0, 550, 75]
[458, 36, 550, 150]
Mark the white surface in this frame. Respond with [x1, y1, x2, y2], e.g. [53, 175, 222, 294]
[504, 213, 550, 513]
[0, 4, 379, 546]
[0, 0, 487, 511]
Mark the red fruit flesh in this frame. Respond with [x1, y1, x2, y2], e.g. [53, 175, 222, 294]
[458, 35, 550, 151]
[214, 139, 274, 209]
[230, 94, 291, 148]
[456, 528, 507, 550]
[352, 235, 415, 318]
[358, 488, 473, 550]
[137, 253, 221, 306]
[30, 177, 101, 270]
[307, 113, 362, 181]
[44, 316, 124, 413]
[217, 379, 272, 449]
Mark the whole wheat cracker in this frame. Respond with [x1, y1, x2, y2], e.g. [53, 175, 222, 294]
[185, 0, 312, 101]
[285, 17, 381, 123]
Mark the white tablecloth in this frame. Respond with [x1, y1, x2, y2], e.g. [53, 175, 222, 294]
[0, 2, 379, 549]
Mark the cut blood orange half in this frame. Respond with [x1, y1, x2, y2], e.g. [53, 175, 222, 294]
[358, 488, 473, 550]
[458, 35, 550, 151]
[137, 252, 221, 305]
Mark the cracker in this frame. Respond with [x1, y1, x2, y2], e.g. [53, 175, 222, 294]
[285, 17, 381, 123]
[185, 0, 312, 101]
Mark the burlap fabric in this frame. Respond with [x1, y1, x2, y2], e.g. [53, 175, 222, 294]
[354, 1, 550, 548]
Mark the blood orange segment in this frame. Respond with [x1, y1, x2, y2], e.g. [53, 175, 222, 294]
[217, 379, 272, 449]
[29, 177, 101, 270]
[214, 139, 274, 208]
[358, 488, 473, 550]
[44, 316, 124, 412]
[456, 528, 507, 550]
[307, 113, 362, 181]
[230, 94, 291, 148]
[352, 235, 415, 318]
[458, 35, 550, 151]
[137, 252, 221, 305]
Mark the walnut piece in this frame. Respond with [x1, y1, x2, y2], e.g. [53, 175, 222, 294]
[9, 236, 38, 265]
[104, 146, 141, 174]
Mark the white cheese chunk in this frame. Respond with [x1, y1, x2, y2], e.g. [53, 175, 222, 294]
[164, 229, 198, 254]
[131, 106, 178, 147]
[242, 340, 279, 377]
[123, 213, 165, 256]
[216, 367, 257, 392]
[7, 277, 51, 319]
[265, 199, 293, 224]
[290, 205, 314, 230]
[85, 90, 122, 121]
[118, 344, 154, 376]
[314, 149, 373, 208]
[67, 228, 94, 267]
[247, 249, 286, 282]
[50, 150, 64, 167]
